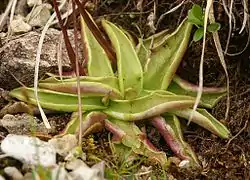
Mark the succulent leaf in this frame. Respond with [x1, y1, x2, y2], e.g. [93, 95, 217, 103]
[171, 108, 230, 138]
[80, 13, 114, 77]
[136, 29, 170, 68]
[9, 87, 106, 112]
[105, 119, 169, 166]
[105, 119, 141, 148]
[102, 20, 143, 99]
[104, 92, 195, 121]
[39, 80, 122, 99]
[143, 19, 193, 90]
[168, 76, 226, 108]
[150, 115, 200, 167]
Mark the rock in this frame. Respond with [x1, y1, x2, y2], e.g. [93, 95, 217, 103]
[65, 159, 86, 170]
[179, 159, 190, 168]
[0, 113, 50, 135]
[69, 161, 105, 180]
[23, 173, 33, 180]
[64, 146, 86, 161]
[48, 134, 78, 156]
[4, 166, 23, 180]
[10, 15, 32, 33]
[16, 0, 29, 16]
[0, 28, 84, 89]
[1, 134, 56, 167]
[0, 175, 5, 180]
[0, 102, 31, 118]
[0, 32, 6, 38]
[27, 0, 42, 7]
[26, 3, 52, 27]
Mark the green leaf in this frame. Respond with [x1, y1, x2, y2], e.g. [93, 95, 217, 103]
[143, 19, 193, 90]
[57, 112, 80, 136]
[41, 75, 119, 88]
[105, 119, 141, 148]
[136, 29, 171, 70]
[9, 87, 106, 112]
[167, 76, 226, 108]
[171, 108, 230, 139]
[207, 23, 221, 32]
[193, 27, 204, 42]
[120, 28, 137, 48]
[106, 119, 169, 167]
[104, 92, 195, 121]
[102, 20, 143, 100]
[191, 4, 203, 20]
[39, 78, 122, 99]
[57, 111, 106, 138]
[80, 14, 114, 77]
[187, 4, 203, 26]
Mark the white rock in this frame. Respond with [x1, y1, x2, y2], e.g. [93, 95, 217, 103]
[27, 0, 42, 7]
[1, 134, 56, 167]
[0, 32, 6, 38]
[70, 161, 105, 180]
[4, 166, 23, 180]
[178, 159, 190, 168]
[66, 159, 86, 170]
[0, 175, 5, 180]
[48, 134, 78, 156]
[26, 3, 52, 27]
[10, 15, 32, 33]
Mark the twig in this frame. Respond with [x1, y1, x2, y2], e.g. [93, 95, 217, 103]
[223, 120, 248, 152]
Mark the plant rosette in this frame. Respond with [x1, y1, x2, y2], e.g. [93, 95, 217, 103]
[10, 9, 230, 168]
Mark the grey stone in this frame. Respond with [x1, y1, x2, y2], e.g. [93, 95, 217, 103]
[0, 113, 50, 135]
[0, 28, 83, 89]
[10, 15, 32, 33]
[26, 3, 52, 27]
[48, 134, 77, 156]
[4, 166, 24, 180]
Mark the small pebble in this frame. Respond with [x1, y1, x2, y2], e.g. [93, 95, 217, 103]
[10, 15, 32, 33]
[27, 0, 42, 7]
[48, 134, 77, 157]
[4, 166, 23, 180]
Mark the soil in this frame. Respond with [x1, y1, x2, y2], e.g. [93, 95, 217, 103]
[0, 0, 250, 179]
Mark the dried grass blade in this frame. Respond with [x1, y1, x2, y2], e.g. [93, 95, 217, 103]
[209, 3, 230, 119]
[190, 0, 213, 124]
